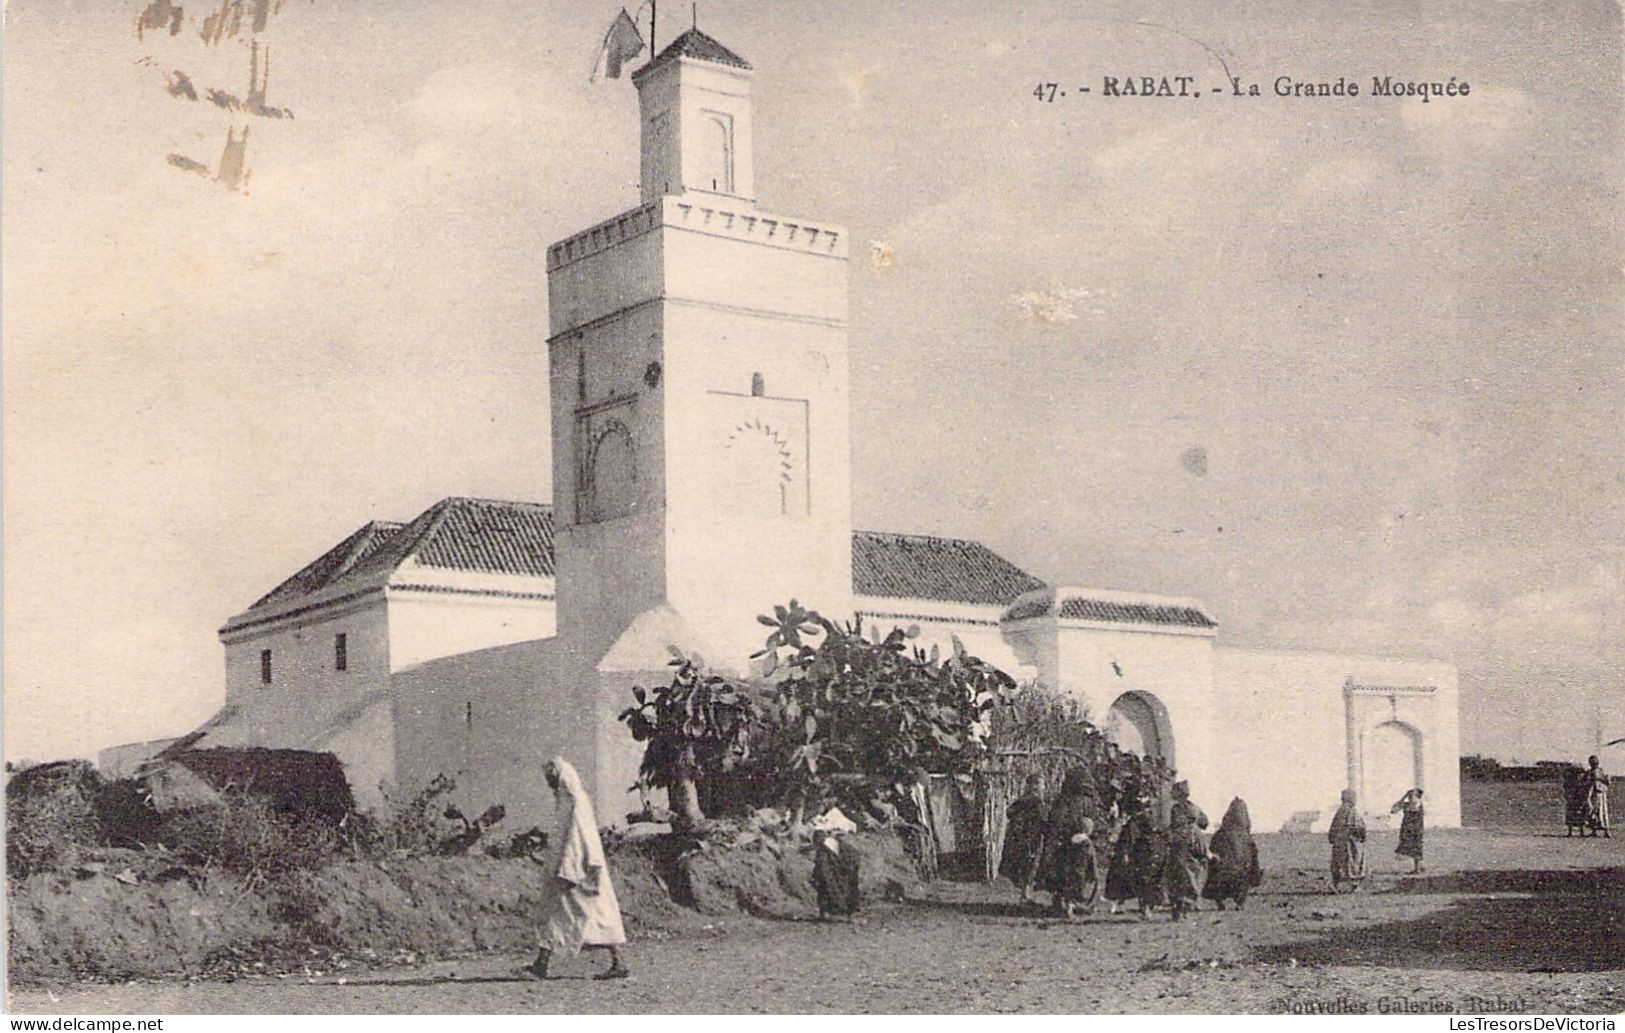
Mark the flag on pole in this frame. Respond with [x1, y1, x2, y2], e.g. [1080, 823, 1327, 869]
[591, 8, 646, 82]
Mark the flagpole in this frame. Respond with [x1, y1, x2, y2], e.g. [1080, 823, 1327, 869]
[650, 0, 656, 56]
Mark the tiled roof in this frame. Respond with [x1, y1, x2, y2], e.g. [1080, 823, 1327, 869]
[1003, 589, 1217, 629]
[636, 28, 751, 75]
[851, 531, 1047, 607]
[1058, 597, 1217, 629]
[250, 520, 403, 609]
[352, 496, 556, 581]
[241, 498, 554, 616]
[242, 499, 1042, 618]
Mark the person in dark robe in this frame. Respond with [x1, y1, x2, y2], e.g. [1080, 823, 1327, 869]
[1104, 795, 1145, 913]
[1202, 797, 1262, 910]
[1328, 789, 1367, 893]
[1162, 780, 1209, 920]
[1564, 767, 1590, 836]
[1041, 767, 1105, 916]
[1390, 788, 1425, 872]
[1125, 805, 1169, 919]
[810, 813, 862, 920]
[1001, 775, 1046, 899]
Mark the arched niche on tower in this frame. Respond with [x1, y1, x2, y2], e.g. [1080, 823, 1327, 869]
[577, 409, 640, 524]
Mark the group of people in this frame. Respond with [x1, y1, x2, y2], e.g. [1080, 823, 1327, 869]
[1325, 786, 1427, 893]
[1008, 772, 1433, 917]
[519, 752, 1459, 982]
[1004, 771, 1263, 921]
[1562, 755, 1611, 838]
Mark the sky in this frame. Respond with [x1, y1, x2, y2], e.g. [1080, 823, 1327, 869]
[3, 0, 1621, 767]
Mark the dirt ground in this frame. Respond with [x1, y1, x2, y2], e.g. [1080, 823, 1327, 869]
[9, 827, 1621, 1014]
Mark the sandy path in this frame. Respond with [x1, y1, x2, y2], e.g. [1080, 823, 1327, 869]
[11, 829, 1622, 1014]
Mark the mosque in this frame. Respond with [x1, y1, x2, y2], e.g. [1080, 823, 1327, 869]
[103, 27, 1460, 835]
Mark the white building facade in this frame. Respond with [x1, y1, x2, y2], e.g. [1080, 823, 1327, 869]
[121, 28, 1459, 836]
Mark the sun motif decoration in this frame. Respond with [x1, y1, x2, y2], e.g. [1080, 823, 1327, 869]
[723, 418, 795, 514]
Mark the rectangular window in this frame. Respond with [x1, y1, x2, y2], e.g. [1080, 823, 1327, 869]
[259, 649, 272, 685]
[334, 633, 348, 672]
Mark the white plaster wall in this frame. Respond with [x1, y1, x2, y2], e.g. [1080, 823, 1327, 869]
[637, 59, 756, 204]
[391, 637, 568, 832]
[98, 739, 177, 779]
[548, 245, 669, 676]
[661, 216, 852, 666]
[384, 590, 555, 673]
[546, 217, 662, 335]
[1002, 618, 1061, 690]
[594, 665, 669, 825]
[218, 599, 391, 748]
[1214, 649, 1460, 832]
[661, 201, 848, 320]
[312, 695, 395, 813]
[1052, 623, 1223, 822]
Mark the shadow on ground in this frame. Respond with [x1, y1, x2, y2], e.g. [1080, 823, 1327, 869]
[1255, 867, 1624, 973]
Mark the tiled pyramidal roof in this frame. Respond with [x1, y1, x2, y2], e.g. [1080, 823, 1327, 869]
[246, 498, 555, 612]
[851, 531, 1047, 607]
[637, 28, 752, 74]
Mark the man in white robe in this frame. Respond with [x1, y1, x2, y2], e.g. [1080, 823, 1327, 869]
[521, 757, 629, 980]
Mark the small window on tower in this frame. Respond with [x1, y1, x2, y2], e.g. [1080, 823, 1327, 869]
[334, 633, 348, 672]
[577, 348, 587, 403]
[260, 649, 272, 686]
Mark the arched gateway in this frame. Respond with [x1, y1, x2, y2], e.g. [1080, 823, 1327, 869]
[1105, 690, 1175, 768]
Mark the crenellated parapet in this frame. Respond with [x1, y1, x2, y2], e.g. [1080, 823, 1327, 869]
[547, 195, 846, 273]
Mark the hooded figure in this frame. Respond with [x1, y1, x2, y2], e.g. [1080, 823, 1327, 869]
[1202, 797, 1262, 909]
[1041, 768, 1104, 916]
[810, 809, 863, 920]
[521, 758, 628, 980]
[1115, 801, 1169, 919]
[1104, 795, 1145, 911]
[1001, 775, 1046, 896]
[1162, 780, 1209, 919]
[1327, 788, 1367, 893]
[1563, 767, 1590, 835]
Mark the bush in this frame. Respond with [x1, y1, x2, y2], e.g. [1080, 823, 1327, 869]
[986, 683, 1171, 812]
[158, 791, 341, 874]
[623, 601, 1019, 827]
[94, 777, 165, 848]
[6, 761, 104, 878]
[744, 603, 1016, 821]
[347, 775, 509, 857]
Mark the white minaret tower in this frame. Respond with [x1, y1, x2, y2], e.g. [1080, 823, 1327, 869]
[545, 28, 853, 809]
